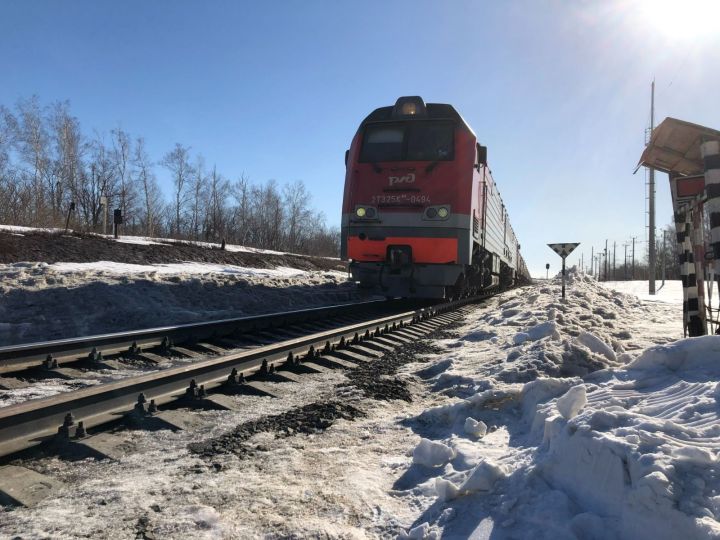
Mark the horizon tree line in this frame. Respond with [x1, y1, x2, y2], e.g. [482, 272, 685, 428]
[0, 96, 339, 256]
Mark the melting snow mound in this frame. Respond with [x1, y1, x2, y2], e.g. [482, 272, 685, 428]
[399, 270, 720, 540]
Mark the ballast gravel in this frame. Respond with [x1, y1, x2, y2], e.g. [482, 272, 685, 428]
[191, 325, 459, 460]
[189, 401, 366, 459]
[337, 337, 448, 402]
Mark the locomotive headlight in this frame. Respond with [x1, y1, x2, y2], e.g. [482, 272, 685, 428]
[401, 102, 417, 116]
[365, 207, 376, 218]
[426, 207, 438, 218]
[356, 207, 366, 217]
[437, 207, 449, 218]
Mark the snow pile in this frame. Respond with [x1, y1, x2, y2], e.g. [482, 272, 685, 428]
[396, 270, 720, 539]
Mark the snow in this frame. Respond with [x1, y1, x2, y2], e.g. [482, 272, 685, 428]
[387, 271, 720, 539]
[104, 234, 291, 256]
[0, 225, 298, 256]
[0, 260, 352, 345]
[413, 438, 456, 467]
[555, 384, 587, 419]
[603, 279, 683, 305]
[50, 260, 309, 278]
[0, 224, 66, 234]
[464, 417, 487, 438]
[3, 269, 720, 539]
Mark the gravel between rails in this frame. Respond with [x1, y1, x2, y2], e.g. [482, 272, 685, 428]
[190, 324, 462, 461]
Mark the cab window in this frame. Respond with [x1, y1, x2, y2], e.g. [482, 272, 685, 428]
[360, 121, 454, 162]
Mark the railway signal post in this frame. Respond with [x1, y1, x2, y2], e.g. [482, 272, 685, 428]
[548, 243, 580, 299]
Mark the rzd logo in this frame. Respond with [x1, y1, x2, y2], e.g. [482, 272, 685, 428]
[388, 173, 415, 187]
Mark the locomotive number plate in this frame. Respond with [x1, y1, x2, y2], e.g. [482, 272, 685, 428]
[371, 194, 431, 204]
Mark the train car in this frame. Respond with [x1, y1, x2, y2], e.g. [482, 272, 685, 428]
[341, 96, 528, 298]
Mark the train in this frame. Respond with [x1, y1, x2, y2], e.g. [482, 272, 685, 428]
[340, 96, 529, 299]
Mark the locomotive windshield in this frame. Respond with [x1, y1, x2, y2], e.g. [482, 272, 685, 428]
[360, 121, 454, 162]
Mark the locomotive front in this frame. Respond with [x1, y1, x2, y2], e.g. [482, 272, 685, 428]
[341, 96, 479, 298]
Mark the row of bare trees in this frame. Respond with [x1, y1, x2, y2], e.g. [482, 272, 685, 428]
[0, 97, 339, 255]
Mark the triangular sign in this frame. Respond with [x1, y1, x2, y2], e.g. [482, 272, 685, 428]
[548, 242, 580, 259]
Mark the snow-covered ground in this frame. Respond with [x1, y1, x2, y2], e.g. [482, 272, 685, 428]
[393, 273, 718, 539]
[0, 224, 302, 257]
[3, 271, 719, 539]
[0, 261, 352, 345]
[602, 279, 683, 305]
[0, 225, 351, 345]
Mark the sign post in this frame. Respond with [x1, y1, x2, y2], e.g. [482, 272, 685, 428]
[547, 243, 580, 299]
[113, 209, 123, 239]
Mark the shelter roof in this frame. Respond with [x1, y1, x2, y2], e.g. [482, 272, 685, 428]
[636, 117, 720, 176]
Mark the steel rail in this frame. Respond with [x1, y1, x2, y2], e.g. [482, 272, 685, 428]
[0, 295, 480, 459]
[0, 299, 405, 374]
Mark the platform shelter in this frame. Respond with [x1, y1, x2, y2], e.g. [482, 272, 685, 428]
[636, 117, 720, 336]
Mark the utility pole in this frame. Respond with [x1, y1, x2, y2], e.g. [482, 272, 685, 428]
[604, 240, 608, 282]
[661, 229, 667, 288]
[613, 242, 617, 281]
[624, 243, 629, 280]
[591, 246, 594, 276]
[632, 236, 637, 280]
[581, 253, 584, 273]
[648, 80, 657, 294]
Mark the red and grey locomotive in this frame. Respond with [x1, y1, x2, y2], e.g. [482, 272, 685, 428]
[341, 96, 528, 298]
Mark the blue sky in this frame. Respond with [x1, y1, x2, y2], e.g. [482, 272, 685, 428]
[1, 0, 719, 277]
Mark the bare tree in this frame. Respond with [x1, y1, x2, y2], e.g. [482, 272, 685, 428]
[229, 174, 251, 245]
[49, 101, 83, 223]
[133, 137, 162, 237]
[0, 105, 17, 176]
[250, 179, 283, 250]
[205, 165, 230, 242]
[161, 143, 193, 237]
[78, 136, 116, 230]
[111, 128, 138, 231]
[15, 96, 51, 225]
[282, 180, 312, 251]
[188, 154, 208, 240]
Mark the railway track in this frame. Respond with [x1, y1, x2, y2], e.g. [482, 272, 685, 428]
[0, 294, 487, 507]
[0, 298, 436, 380]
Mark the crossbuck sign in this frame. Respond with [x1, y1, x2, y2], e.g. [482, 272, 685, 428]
[547, 243, 580, 299]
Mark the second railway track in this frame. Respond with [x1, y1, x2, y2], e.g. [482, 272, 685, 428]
[0, 298, 425, 377]
[0, 294, 488, 470]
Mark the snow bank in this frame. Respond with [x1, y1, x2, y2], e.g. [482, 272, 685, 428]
[627, 335, 720, 375]
[397, 269, 718, 539]
[0, 261, 353, 345]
